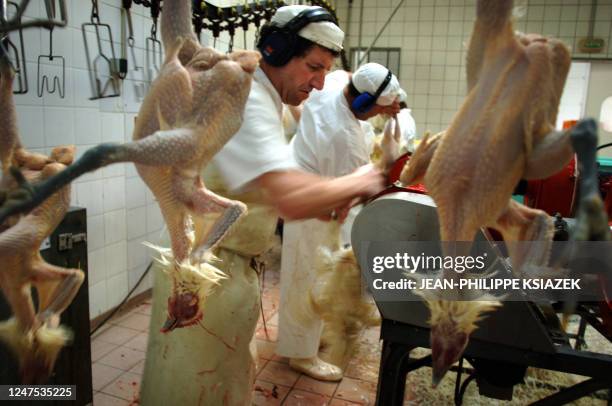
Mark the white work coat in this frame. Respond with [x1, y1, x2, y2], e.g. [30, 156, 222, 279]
[277, 74, 369, 359]
[213, 66, 297, 192]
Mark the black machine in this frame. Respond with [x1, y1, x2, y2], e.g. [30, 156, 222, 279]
[0, 207, 93, 406]
[352, 192, 612, 405]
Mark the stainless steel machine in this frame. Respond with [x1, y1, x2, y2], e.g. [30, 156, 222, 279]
[352, 191, 612, 405]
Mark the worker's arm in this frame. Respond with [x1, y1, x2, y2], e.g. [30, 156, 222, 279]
[255, 164, 384, 220]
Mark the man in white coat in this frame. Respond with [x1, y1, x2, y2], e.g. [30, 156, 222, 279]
[141, 6, 387, 405]
[277, 63, 401, 381]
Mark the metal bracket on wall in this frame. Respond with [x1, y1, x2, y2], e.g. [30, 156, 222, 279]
[58, 232, 87, 251]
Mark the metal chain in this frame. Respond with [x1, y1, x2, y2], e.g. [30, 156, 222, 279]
[90, 0, 100, 24]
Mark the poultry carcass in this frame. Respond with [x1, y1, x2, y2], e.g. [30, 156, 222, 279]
[370, 115, 404, 174]
[132, 0, 260, 332]
[0, 0, 260, 332]
[310, 223, 380, 368]
[400, 0, 582, 386]
[0, 58, 84, 383]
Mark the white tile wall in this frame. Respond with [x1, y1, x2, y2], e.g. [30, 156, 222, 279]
[336, 0, 612, 135]
[12, 0, 262, 319]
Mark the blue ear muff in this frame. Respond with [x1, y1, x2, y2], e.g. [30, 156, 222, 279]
[352, 92, 377, 113]
[350, 69, 393, 114]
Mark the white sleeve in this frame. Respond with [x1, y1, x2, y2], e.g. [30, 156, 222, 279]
[212, 83, 298, 192]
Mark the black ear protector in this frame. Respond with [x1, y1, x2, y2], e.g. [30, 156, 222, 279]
[257, 7, 337, 67]
[350, 69, 392, 114]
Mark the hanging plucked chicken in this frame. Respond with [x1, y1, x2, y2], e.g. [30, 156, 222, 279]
[400, 0, 589, 386]
[0, 0, 260, 334]
[0, 56, 84, 384]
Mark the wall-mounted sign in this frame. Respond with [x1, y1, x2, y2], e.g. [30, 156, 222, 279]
[578, 37, 605, 53]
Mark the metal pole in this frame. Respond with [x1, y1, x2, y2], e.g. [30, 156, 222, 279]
[357, 0, 405, 66]
[357, 0, 363, 59]
[345, 0, 352, 54]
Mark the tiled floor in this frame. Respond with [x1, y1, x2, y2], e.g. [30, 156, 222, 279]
[90, 268, 383, 405]
[88, 266, 612, 405]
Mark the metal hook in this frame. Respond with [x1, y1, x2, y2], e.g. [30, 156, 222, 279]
[238, 2, 251, 50]
[145, 0, 162, 85]
[122, 0, 140, 72]
[90, 0, 100, 24]
[37, 0, 65, 98]
[145, 26, 162, 84]
[226, 7, 237, 53]
[37, 25, 65, 98]
[1, 2, 27, 94]
[82, 0, 120, 100]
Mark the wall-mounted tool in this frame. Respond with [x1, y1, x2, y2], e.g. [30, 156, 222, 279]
[37, 0, 65, 98]
[1, 2, 27, 94]
[121, 0, 145, 101]
[0, 0, 67, 33]
[145, 0, 162, 86]
[82, 0, 120, 100]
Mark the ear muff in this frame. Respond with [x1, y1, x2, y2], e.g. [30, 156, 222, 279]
[257, 7, 337, 67]
[258, 26, 294, 67]
[350, 69, 392, 114]
[351, 91, 377, 114]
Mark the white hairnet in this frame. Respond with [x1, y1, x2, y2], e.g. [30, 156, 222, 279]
[271, 5, 344, 52]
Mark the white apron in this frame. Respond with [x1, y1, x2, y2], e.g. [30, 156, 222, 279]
[140, 166, 278, 406]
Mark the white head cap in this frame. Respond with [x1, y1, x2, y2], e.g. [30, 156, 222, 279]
[271, 5, 344, 52]
[352, 63, 400, 106]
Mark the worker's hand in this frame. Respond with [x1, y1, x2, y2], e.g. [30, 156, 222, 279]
[336, 197, 361, 223]
[383, 100, 401, 117]
[350, 164, 386, 198]
[316, 197, 359, 222]
[348, 163, 376, 178]
[316, 212, 334, 221]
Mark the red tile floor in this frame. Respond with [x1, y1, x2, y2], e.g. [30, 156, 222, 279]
[90, 268, 384, 405]
[89, 265, 612, 405]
